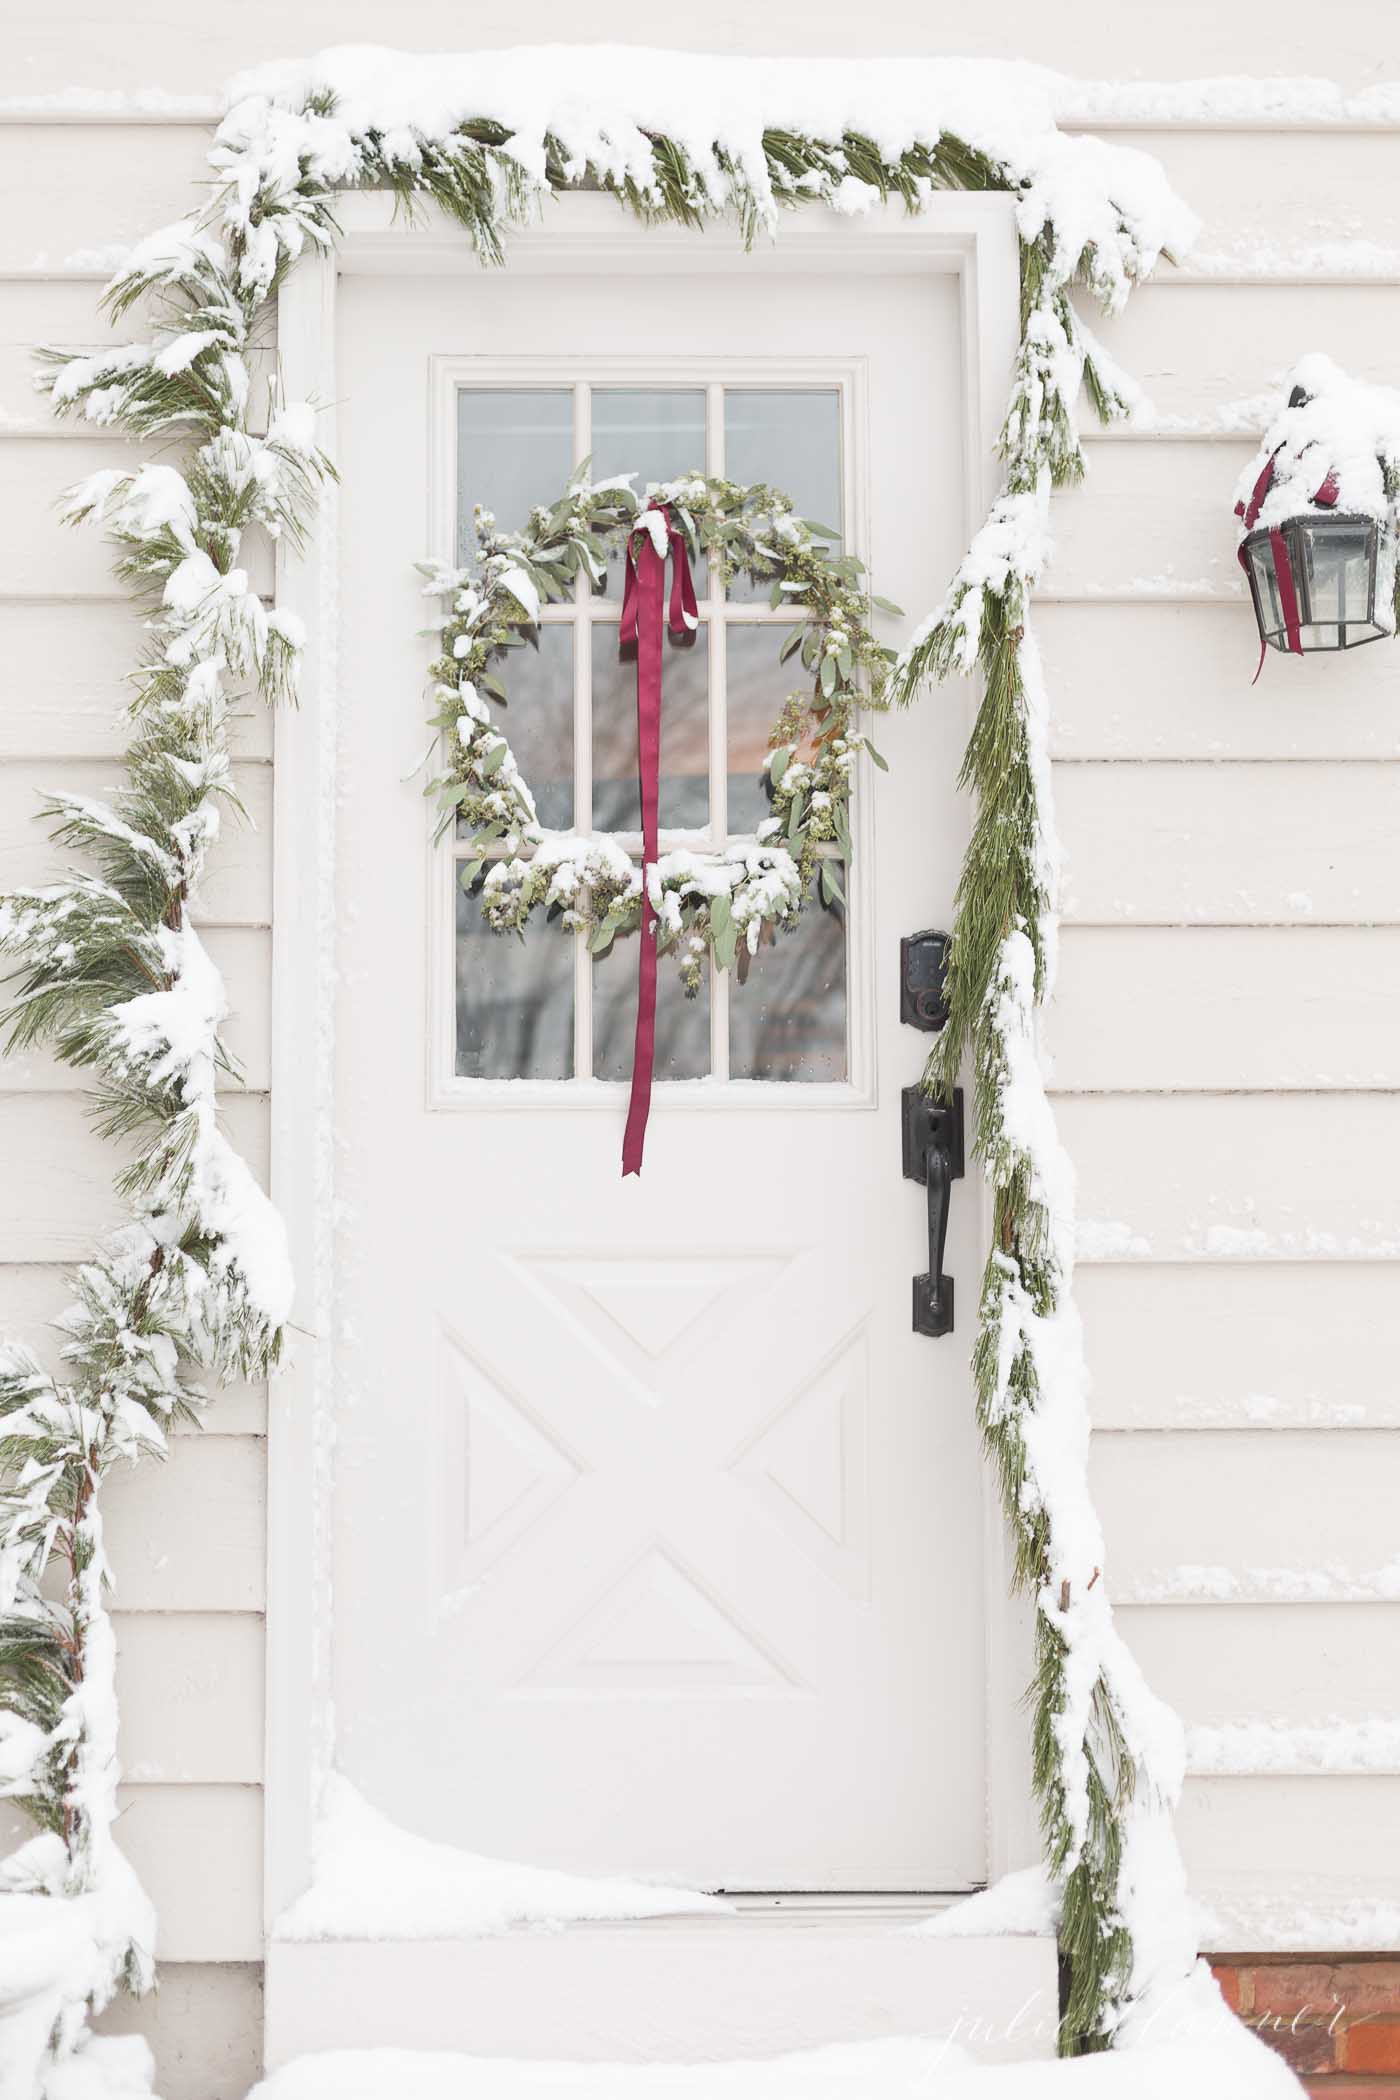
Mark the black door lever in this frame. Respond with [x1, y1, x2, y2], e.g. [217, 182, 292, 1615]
[901, 1086, 965, 1338]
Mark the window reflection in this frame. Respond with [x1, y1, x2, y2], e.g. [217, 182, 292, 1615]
[592, 623, 709, 833]
[456, 390, 574, 553]
[729, 889, 847, 1082]
[455, 885, 574, 1081]
[724, 390, 841, 602]
[593, 934, 710, 1082]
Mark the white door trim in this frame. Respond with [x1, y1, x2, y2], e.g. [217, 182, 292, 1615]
[267, 189, 1029, 1931]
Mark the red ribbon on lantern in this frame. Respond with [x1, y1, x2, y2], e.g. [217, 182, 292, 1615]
[1236, 452, 1339, 680]
[618, 503, 698, 1177]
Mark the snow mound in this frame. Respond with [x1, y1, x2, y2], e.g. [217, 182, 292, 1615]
[274, 1775, 733, 1942]
[249, 2021, 1301, 2099]
[914, 1868, 1059, 1940]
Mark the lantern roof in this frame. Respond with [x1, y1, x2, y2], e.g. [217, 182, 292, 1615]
[1235, 353, 1400, 543]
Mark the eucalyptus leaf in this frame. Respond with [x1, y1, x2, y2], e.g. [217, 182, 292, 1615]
[870, 593, 904, 617]
[709, 891, 732, 936]
[802, 519, 841, 540]
[864, 739, 890, 772]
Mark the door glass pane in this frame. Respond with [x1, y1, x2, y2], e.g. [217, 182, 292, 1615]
[725, 623, 804, 836]
[593, 934, 711, 1082]
[590, 389, 707, 597]
[592, 622, 709, 833]
[455, 885, 574, 1080]
[456, 623, 574, 835]
[457, 389, 574, 555]
[724, 390, 841, 601]
[729, 889, 847, 1082]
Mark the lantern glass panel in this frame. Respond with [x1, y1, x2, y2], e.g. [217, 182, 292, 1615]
[1299, 517, 1375, 648]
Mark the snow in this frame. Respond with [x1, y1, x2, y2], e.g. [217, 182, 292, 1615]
[915, 1869, 1059, 1942]
[1236, 351, 1400, 534]
[249, 1991, 1301, 2100]
[1124, 1557, 1400, 1606]
[214, 45, 1196, 304]
[1198, 1889, 1400, 1955]
[1185, 1715, 1400, 1776]
[274, 1773, 733, 1942]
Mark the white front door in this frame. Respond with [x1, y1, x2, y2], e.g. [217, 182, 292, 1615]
[329, 245, 987, 1893]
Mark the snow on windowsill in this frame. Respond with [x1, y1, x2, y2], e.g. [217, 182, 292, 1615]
[273, 1775, 733, 1943]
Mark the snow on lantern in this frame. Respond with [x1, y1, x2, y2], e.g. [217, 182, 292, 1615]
[1235, 358, 1400, 668]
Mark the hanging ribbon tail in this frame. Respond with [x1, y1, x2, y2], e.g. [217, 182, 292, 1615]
[1270, 524, 1304, 657]
[666, 523, 699, 636]
[621, 516, 668, 1178]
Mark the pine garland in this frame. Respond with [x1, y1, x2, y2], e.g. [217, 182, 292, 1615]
[2, 64, 1195, 2071]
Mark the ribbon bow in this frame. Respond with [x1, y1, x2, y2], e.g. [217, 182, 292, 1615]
[618, 503, 698, 1178]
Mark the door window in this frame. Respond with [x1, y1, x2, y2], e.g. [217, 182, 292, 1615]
[451, 382, 850, 1087]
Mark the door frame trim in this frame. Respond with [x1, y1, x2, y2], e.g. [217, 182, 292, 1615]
[267, 190, 1030, 1932]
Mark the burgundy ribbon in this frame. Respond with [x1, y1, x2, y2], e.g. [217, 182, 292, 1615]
[618, 504, 697, 1177]
[1237, 452, 1338, 679]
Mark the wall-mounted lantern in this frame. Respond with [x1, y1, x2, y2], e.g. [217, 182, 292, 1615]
[1235, 365, 1399, 668]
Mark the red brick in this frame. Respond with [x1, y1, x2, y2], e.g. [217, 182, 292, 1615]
[1254, 1964, 1342, 2019]
[1334, 1966, 1400, 2018]
[1252, 2013, 1339, 2076]
[1213, 1964, 1245, 2015]
[1348, 2026, 1400, 2075]
[1305, 2082, 1400, 2098]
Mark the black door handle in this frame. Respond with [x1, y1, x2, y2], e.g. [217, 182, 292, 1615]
[902, 1086, 964, 1339]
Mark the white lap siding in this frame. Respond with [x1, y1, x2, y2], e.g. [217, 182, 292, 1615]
[2, 12, 1399, 2091]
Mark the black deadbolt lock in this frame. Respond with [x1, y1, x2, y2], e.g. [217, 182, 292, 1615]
[900, 929, 950, 1032]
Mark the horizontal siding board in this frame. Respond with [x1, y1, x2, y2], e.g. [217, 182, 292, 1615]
[0, 1264, 266, 1431]
[0, 926, 270, 1092]
[1080, 1263, 1400, 1430]
[0, 124, 214, 274]
[1035, 602, 1400, 760]
[1073, 281, 1400, 428]
[1180, 1775, 1400, 1893]
[1118, 1602, 1400, 1726]
[4, 435, 275, 598]
[1099, 130, 1400, 262]
[0, 1783, 261, 1958]
[1092, 1429, 1400, 1591]
[0, 601, 274, 761]
[1057, 762, 1400, 925]
[95, 1963, 264, 2100]
[1050, 928, 1400, 1090]
[0, 1088, 267, 1262]
[0, 758, 271, 923]
[104, 1434, 265, 1611]
[116, 1785, 262, 1962]
[1041, 437, 1252, 600]
[1063, 1093, 1400, 1259]
[116, 1612, 264, 1782]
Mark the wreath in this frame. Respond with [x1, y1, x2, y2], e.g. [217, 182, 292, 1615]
[419, 468, 900, 995]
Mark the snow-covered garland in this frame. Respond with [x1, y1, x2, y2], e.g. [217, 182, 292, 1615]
[0, 45, 1203, 2072]
[423, 469, 897, 986]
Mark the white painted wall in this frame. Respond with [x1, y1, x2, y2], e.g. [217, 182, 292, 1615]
[3, 6, 1399, 2092]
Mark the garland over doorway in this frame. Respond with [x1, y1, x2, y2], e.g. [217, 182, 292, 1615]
[0, 45, 1200, 2069]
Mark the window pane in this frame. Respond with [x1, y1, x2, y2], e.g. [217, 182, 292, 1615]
[457, 389, 573, 556]
[724, 390, 841, 601]
[455, 624, 574, 835]
[590, 389, 707, 597]
[725, 623, 803, 835]
[593, 936, 710, 1082]
[592, 622, 709, 834]
[729, 890, 847, 1082]
[455, 884, 574, 1081]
